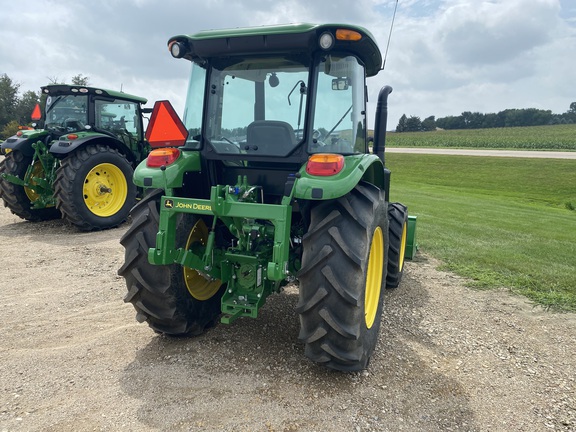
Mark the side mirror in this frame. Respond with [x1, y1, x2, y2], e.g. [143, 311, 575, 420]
[332, 78, 349, 91]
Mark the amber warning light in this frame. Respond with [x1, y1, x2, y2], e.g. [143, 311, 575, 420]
[145, 100, 189, 148]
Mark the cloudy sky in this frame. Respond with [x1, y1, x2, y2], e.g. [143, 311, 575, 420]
[1, 0, 575, 129]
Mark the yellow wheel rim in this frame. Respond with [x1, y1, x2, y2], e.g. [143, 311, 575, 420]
[365, 226, 384, 329]
[82, 163, 127, 217]
[183, 219, 223, 300]
[399, 221, 407, 272]
[24, 161, 44, 202]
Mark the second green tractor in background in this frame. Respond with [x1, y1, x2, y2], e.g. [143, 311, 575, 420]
[0, 85, 150, 230]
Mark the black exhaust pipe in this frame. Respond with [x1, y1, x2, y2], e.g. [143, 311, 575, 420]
[373, 85, 393, 164]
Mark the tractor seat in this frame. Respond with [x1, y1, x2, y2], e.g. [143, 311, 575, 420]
[246, 120, 295, 156]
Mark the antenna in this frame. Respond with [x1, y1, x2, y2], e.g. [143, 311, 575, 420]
[383, 0, 399, 70]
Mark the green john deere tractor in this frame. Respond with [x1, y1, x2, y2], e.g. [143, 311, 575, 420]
[118, 23, 417, 371]
[0, 85, 151, 230]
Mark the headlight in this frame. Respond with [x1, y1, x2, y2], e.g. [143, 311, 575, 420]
[169, 41, 186, 58]
[318, 32, 335, 50]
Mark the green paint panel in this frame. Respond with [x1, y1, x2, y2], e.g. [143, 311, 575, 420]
[406, 215, 418, 259]
[294, 154, 385, 200]
[133, 150, 202, 191]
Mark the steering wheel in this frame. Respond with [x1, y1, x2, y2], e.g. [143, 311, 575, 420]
[214, 137, 240, 153]
[63, 118, 85, 130]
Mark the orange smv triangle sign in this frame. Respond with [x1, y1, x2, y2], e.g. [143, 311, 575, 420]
[31, 103, 42, 121]
[145, 100, 189, 148]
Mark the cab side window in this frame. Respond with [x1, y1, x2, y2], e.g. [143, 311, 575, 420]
[95, 100, 139, 135]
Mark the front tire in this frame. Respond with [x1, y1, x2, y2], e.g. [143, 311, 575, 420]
[117, 192, 225, 336]
[298, 182, 389, 371]
[54, 144, 136, 231]
[0, 150, 60, 221]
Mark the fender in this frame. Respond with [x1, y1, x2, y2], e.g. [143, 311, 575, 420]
[49, 131, 135, 162]
[133, 150, 202, 191]
[294, 153, 387, 201]
[0, 130, 51, 157]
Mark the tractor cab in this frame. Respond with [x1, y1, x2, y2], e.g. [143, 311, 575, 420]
[150, 24, 384, 203]
[41, 85, 148, 145]
[181, 53, 367, 159]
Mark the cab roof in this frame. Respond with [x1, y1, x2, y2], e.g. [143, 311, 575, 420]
[169, 23, 383, 77]
[41, 84, 147, 104]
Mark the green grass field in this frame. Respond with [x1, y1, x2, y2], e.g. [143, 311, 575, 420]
[386, 153, 576, 311]
[385, 123, 576, 150]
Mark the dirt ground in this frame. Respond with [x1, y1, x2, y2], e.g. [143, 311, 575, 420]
[0, 207, 575, 432]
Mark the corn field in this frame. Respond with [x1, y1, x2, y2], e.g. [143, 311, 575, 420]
[385, 124, 576, 150]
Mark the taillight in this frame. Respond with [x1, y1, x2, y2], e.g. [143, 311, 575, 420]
[146, 148, 181, 168]
[306, 154, 345, 176]
[66, 134, 78, 140]
[16, 131, 23, 137]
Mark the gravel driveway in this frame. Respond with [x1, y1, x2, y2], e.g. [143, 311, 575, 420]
[0, 208, 574, 431]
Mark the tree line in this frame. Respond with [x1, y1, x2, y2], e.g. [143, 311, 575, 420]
[0, 73, 89, 140]
[396, 103, 576, 132]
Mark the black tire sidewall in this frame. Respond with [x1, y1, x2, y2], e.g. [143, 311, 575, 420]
[0, 150, 60, 221]
[360, 194, 389, 362]
[298, 182, 389, 371]
[61, 145, 136, 229]
[119, 193, 224, 336]
[386, 202, 408, 288]
[170, 212, 225, 333]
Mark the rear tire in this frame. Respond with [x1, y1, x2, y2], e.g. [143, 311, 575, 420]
[0, 150, 60, 221]
[298, 182, 388, 371]
[118, 191, 225, 336]
[386, 202, 408, 288]
[54, 144, 136, 231]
